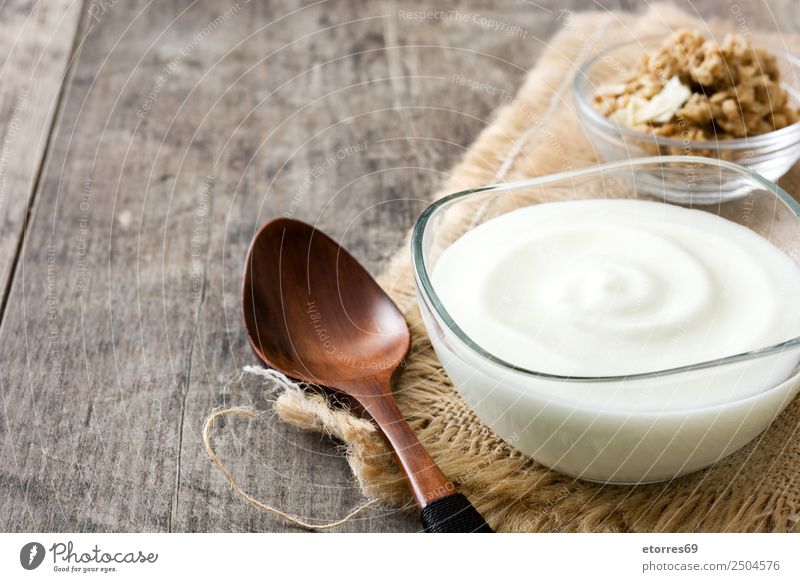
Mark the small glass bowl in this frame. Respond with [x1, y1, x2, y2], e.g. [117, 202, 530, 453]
[574, 38, 800, 201]
[411, 156, 800, 484]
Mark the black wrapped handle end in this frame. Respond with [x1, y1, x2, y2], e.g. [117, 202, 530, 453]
[420, 493, 493, 533]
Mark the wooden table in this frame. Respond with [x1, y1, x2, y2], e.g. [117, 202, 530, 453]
[1, 0, 798, 533]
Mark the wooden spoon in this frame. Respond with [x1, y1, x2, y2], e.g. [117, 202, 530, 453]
[242, 218, 492, 532]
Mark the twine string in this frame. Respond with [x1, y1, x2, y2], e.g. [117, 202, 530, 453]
[202, 367, 382, 530]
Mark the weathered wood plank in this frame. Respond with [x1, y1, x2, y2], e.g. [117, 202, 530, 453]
[0, 0, 83, 310]
[628, 0, 800, 33]
[0, 0, 213, 532]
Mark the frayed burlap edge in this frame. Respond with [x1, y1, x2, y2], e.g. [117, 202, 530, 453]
[268, 4, 800, 532]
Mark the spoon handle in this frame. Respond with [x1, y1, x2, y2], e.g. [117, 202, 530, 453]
[362, 389, 493, 533]
[420, 493, 493, 533]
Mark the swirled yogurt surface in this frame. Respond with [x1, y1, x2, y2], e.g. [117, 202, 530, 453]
[432, 199, 800, 376]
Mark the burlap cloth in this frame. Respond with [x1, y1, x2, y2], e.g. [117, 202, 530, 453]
[272, 4, 800, 532]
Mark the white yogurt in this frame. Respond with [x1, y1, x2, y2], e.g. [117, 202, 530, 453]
[425, 199, 800, 482]
[433, 199, 800, 379]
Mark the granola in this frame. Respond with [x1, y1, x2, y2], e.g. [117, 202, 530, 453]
[595, 29, 800, 140]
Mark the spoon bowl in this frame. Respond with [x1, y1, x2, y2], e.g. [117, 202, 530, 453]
[243, 218, 409, 391]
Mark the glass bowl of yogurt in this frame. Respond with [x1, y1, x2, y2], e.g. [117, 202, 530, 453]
[411, 156, 800, 484]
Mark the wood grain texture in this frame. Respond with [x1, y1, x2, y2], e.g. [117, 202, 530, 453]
[0, 0, 83, 309]
[1, 0, 798, 533]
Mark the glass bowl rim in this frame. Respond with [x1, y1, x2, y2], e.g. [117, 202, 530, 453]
[573, 36, 800, 150]
[411, 155, 800, 383]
